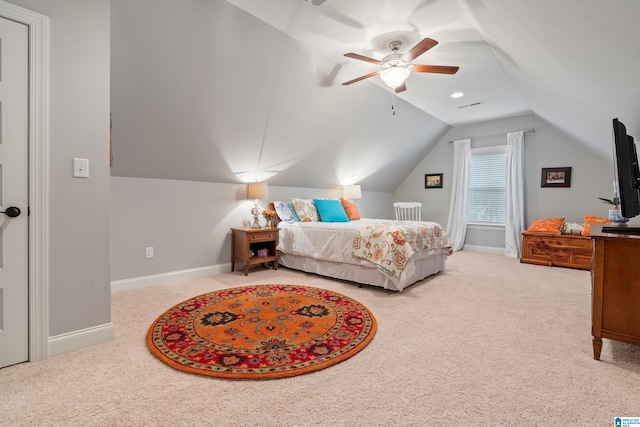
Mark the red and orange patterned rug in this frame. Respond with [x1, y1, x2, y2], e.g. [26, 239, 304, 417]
[146, 284, 377, 380]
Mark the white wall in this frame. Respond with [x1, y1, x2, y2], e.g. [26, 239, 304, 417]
[110, 177, 392, 282]
[394, 113, 615, 250]
[7, 0, 112, 338]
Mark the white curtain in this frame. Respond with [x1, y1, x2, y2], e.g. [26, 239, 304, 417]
[505, 131, 525, 257]
[446, 139, 471, 251]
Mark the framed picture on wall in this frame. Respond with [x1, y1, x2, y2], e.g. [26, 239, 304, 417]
[425, 173, 443, 189]
[541, 167, 571, 188]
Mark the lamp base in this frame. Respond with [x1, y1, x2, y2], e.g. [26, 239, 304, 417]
[251, 203, 261, 228]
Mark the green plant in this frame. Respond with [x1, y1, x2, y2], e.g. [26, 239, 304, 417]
[598, 197, 620, 207]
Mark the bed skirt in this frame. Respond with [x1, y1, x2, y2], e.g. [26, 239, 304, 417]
[278, 250, 448, 292]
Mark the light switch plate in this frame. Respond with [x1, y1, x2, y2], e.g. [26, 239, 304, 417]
[73, 158, 89, 178]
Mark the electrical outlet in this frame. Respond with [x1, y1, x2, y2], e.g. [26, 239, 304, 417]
[145, 247, 154, 259]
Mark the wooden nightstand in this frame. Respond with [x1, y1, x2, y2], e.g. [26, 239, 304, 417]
[231, 227, 280, 276]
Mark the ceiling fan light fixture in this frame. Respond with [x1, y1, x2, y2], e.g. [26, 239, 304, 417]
[380, 67, 411, 89]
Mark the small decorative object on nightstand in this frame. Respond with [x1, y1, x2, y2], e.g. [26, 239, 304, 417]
[231, 227, 280, 276]
[262, 208, 276, 229]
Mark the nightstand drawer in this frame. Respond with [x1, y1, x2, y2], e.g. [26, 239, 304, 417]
[250, 232, 277, 242]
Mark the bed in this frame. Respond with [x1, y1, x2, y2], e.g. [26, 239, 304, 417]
[272, 199, 452, 291]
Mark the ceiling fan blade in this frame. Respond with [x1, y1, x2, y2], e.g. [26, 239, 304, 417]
[344, 52, 382, 65]
[395, 83, 407, 93]
[342, 71, 380, 86]
[402, 38, 438, 62]
[412, 64, 459, 74]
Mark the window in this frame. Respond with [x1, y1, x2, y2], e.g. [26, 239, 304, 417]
[467, 145, 507, 225]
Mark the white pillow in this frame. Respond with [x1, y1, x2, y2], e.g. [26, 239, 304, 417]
[561, 221, 584, 235]
[291, 198, 319, 222]
[273, 201, 300, 223]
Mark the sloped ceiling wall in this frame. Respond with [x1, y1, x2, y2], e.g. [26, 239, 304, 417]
[110, 0, 450, 192]
[111, 0, 640, 192]
[462, 0, 640, 159]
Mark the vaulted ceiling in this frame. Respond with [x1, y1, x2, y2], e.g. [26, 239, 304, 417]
[110, 0, 640, 192]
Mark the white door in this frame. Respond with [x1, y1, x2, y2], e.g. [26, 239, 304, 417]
[0, 16, 29, 368]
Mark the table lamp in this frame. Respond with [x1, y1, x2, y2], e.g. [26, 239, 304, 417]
[343, 184, 361, 200]
[247, 182, 268, 228]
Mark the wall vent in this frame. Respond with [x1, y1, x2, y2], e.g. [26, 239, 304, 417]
[457, 102, 483, 109]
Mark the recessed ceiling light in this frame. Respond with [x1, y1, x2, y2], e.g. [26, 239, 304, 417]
[451, 92, 464, 98]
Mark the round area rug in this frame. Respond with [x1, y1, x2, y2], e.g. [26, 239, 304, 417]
[146, 284, 377, 379]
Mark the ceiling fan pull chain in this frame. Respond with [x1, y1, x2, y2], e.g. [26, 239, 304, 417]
[391, 92, 396, 116]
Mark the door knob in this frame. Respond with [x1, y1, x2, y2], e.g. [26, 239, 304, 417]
[1, 206, 21, 217]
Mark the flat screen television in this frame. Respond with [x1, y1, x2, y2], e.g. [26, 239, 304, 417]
[604, 118, 640, 232]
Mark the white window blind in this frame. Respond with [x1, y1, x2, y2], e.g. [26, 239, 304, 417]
[467, 146, 507, 225]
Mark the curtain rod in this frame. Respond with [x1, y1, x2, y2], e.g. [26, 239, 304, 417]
[448, 128, 535, 144]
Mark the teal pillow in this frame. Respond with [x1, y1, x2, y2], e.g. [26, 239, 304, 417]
[313, 199, 349, 222]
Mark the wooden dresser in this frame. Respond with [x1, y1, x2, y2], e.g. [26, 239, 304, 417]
[591, 224, 640, 360]
[520, 232, 592, 270]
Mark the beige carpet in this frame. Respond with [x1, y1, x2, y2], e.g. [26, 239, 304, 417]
[1, 250, 639, 426]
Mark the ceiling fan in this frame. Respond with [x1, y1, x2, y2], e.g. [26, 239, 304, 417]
[342, 37, 459, 93]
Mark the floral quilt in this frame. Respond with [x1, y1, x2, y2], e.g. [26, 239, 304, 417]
[352, 221, 452, 278]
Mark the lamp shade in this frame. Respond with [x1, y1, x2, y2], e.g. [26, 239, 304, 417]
[247, 181, 268, 200]
[343, 184, 361, 199]
[380, 67, 411, 89]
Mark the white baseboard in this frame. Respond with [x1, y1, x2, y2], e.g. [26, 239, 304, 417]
[110, 263, 231, 294]
[48, 323, 114, 358]
[462, 244, 506, 255]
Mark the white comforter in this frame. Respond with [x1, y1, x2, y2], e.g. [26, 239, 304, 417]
[277, 219, 451, 291]
[277, 220, 375, 264]
[276, 219, 450, 274]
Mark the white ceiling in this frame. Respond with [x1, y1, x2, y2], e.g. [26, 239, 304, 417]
[226, 0, 530, 126]
[110, 0, 640, 191]
[226, 0, 640, 157]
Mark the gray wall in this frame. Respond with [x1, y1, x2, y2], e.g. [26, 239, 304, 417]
[110, 178, 392, 281]
[394, 113, 615, 250]
[6, 0, 111, 336]
[109, 0, 449, 193]
[111, 112, 618, 281]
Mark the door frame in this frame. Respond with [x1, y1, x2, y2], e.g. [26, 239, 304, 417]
[0, 1, 49, 362]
